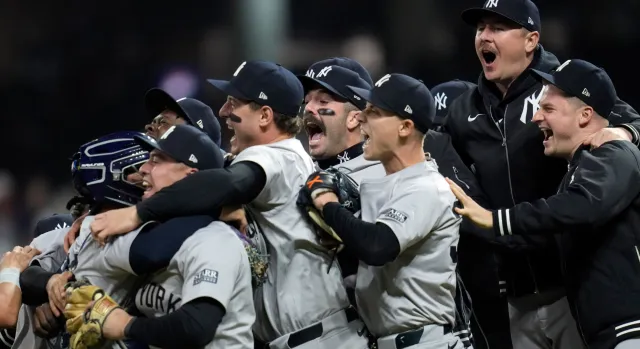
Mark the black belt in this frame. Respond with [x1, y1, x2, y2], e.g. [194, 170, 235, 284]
[390, 324, 453, 349]
[268, 307, 360, 348]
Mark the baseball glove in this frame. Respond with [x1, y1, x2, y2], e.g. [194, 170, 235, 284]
[297, 168, 360, 247]
[64, 283, 122, 349]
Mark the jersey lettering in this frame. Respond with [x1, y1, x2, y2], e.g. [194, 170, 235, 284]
[520, 89, 544, 124]
[138, 282, 182, 314]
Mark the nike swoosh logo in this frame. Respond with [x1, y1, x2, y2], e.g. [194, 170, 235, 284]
[468, 114, 483, 122]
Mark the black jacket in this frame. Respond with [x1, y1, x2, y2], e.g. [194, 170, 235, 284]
[492, 141, 640, 349]
[444, 46, 640, 298]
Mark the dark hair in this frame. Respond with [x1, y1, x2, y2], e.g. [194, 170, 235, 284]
[248, 102, 302, 135]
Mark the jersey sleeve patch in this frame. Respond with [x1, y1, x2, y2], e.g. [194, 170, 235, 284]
[382, 208, 409, 224]
[193, 269, 219, 286]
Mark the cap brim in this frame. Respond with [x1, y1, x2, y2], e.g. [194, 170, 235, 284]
[134, 134, 161, 153]
[145, 89, 188, 119]
[461, 8, 524, 29]
[346, 85, 373, 103]
[529, 69, 557, 87]
[206, 79, 250, 101]
[297, 75, 346, 99]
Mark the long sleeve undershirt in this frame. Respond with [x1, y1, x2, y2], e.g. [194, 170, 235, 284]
[322, 202, 400, 266]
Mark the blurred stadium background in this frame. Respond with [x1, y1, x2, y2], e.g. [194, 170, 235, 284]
[0, 0, 638, 250]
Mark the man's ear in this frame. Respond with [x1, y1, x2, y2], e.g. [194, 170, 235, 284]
[578, 106, 595, 127]
[259, 106, 274, 127]
[398, 119, 414, 138]
[346, 111, 361, 132]
[524, 30, 539, 54]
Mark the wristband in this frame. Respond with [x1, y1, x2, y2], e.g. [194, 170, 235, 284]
[124, 317, 137, 338]
[0, 267, 21, 289]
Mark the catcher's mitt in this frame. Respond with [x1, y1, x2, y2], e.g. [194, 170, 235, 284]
[297, 168, 360, 247]
[64, 283, 122, 349]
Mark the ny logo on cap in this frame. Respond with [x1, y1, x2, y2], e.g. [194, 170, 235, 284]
[316, 66, 332, 78]
[375, 74, 391, 87]
[233, 61, 247, 77]
[435, 92, 448, 110]
[556, 60, 572, 72]
[305, 69, 315, 78]
[161, 125, 176, 140]
[484, 0, 499, 8]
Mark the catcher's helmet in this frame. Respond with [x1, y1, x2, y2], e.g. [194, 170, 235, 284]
[71, 131, 149, 207]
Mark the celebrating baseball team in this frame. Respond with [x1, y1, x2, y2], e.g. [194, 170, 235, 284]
[1, 1, 640, 349]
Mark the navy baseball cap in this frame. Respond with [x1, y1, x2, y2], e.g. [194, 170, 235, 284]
[144, 88, 222, 147]
[33, 214, 74, 238]
[462, 0, 541, 33]
[134, 124, 223, 170]
[431, 80, 477, 124]
[347, 74, 435, 134]
[207, 60, 304, 116]
[298, 65, 371, 110]
[305, 57, 373, 86]
[530, 59, 617, 118]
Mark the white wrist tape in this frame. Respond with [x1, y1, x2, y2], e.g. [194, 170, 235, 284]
[0, 268, 21, 289]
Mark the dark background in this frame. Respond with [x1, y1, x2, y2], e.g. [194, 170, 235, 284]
[0, 0, 638, 248]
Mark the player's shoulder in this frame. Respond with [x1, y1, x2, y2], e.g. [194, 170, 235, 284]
[184, 221, 247, 253]
[397, 161, 451, 194]
[30, 226, 71, 251]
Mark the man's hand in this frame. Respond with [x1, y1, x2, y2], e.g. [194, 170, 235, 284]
[33, 304, 60, 338]
[64, 213, 88, 253]
[90, 206, 141, 246]
[100, 308, 132, 340]
[446, 178, 493, 229]
[45, 271, 73, 317]
[0, 246, 41, 272]
[583, 127, 632, 148]
[220, 206, 248, 234]
[312, 191, 339, 212]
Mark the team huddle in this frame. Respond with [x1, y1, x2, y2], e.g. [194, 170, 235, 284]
[1, 1, 640, 349]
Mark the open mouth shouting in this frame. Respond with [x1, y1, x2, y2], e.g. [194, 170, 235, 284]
[541, 127, 554, 145]
[361, 127, 370, 150]
[141, 179, 153, 198]
[304, 119, 326, 147]
[480, 47, 498, 69]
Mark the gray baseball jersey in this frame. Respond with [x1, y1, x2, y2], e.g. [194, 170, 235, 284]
[356, 160, 461, 337]
[232, 138, 351, 341]
[10, 228, 71, 349]
[333, 154, 386, 185]
[134, 221, 255, 349]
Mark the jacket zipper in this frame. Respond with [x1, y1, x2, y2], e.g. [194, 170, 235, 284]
[490, 104, 539, 294]
[573, 303, 590, 348]
[452, 166, 470, 190]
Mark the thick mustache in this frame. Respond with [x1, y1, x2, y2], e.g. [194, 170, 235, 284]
[302, 112, 326, 132]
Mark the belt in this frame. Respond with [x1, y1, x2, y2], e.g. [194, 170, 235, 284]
[377, 324, 453, 349]
[268, 307, 360, 348]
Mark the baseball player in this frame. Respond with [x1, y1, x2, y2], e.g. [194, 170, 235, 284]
[0, 246, 40, 328]
[15, 130, 152, 349]
[444, 1, 640, 347]
[88, 60, 370, 348]
[430, 80, 477, 132]
[60, 124, 254, 349]
[300, 73, 464, 349]
[449, 59, 640, 349]
[144, 87, 222, 147]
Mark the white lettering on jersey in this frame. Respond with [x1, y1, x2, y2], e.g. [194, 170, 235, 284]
[315, 66, 332, 78]
[382, 208, 408, 224]
[193, 269, 219, 285]
[435, 92, 448, 110]
[233, 61, 247, 77]
[520, 89, 544, 124]
[375, 74, 391, 87]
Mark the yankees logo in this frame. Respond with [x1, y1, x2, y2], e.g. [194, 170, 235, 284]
[484, 0, 499, 8]
[375, 74, 391, 87]
[316, 66, 332, 78]
[233, 61, 247, 76]
[435, 92, 448, 110]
